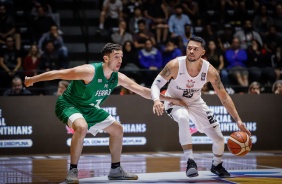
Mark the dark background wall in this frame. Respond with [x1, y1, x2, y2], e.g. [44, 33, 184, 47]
[0, 95, 281, 155]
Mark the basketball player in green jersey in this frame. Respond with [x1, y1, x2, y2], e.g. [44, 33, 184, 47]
[24, 43, 187, 183]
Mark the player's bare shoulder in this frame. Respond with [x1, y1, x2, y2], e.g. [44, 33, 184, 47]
[83, 64, 95, 73]
[117, 72, 129, 86]
[117, 72, 126, 81]
[76, 64, 95, 83]
[160, 58, 179, 80]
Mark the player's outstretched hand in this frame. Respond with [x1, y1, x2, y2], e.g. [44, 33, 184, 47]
[170, 98, 188, 109]
[153, 100, 164, 116]
[237, 122, 252, 137]
[24, 76, 34, 87]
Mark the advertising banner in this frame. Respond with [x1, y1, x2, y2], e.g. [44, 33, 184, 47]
[0, 95, 281, 155]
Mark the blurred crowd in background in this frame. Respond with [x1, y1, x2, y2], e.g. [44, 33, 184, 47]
[0, 0, 282, 96]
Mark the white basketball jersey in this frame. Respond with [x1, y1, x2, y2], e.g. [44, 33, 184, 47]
[166, 56, 210, 103]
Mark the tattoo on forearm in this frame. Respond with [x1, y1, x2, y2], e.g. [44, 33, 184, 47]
[161, 66, 171, 77]
[222, 97, 228, 105]
[214, 72, 224, 90]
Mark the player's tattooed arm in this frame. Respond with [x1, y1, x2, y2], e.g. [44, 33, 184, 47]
[213, 69, 224, 90]
[160, 66, 171, 78]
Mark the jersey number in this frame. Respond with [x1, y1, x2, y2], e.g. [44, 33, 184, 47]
[183, 90, 194, 98]
[95, 99, 102, 108]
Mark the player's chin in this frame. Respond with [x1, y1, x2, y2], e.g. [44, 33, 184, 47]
[114, 67, 120, 72]
[188, 58, 196, 62]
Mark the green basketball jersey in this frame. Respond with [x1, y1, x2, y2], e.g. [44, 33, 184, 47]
[62, 62, 118, 109]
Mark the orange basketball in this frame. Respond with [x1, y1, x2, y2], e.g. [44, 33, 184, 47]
[227, 131, 252, 156]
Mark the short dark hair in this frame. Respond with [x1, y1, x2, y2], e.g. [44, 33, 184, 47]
[175, 4, 183, 10]
[189, 36, 206, 48]
[101, 43, 122, 56]
[137, 19, 146, 25]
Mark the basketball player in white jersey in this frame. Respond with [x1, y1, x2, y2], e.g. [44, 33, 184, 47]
[151, 36, 251, 178]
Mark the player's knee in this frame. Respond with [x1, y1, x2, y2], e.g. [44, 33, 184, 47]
[74, 124, 88, 136]
[174, 111, 189, 123]
[110, 122, 123, 137]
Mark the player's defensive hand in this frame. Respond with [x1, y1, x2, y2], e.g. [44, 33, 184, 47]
[170, 98, 188, 109]
[237, 122, 252, 137]
[153, 100, 164, 116]
[24, 76, 34, 87]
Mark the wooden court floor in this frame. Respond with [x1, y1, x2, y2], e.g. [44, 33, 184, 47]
[1, 151, 282, 184]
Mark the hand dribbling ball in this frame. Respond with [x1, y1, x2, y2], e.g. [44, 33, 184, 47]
[227, 131, 252, 156]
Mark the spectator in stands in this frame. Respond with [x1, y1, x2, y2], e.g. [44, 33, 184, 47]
[54, 80, 69, 96]
[274, 47, 282, 80]
[129, 7, 145, 34]
[272, 80, 282, 94]
[122, 41, 140, 69]
[181, 0, 200, 25]
[161, 39, 182, 66]
[0, 0, 14, 14]
[264, 25, 282, 53]
[220, 0, 245, 27]
[243, 0, 260, 21]
[138, 39, 162, 86]
[30, 0, 60, 27]
[192, 16, 203, 35]
[133, 19, 156, 49]
[204, 40, 229, 85]
[199, 24, 219, 46]
[30, 0, 53, 17]
[252, 4, 274, 39]
[97, 0, 123, 33]
[248, 81, 261, 94]
[234, 19, 263, 50]
[218, 24, 234, 52]
[181, 24, 193, 52]
[143, 0, 169, 44]
[3, 76, 31, 96]
[168, 5, 192, 39]
[29, 5, 57, 42]
[264, 26, 282, 80]
[0, 36, 22, 88]
[121, 40, 142, 84]
[38, 24, 68, 67]
[225, 37, 249, 87]
[138, 39, 163, 69]
[23, 44, 41, 77]
[273, 2, 282, 32]
[168, 5, 192, 47]
[0, 5, 21, 50]
[163, 0, 181, 16]
[122, 0, 142, 23]
[247, 40, 275, 86]
[39, 41, 66, 72]
[111, 20, 133, 46]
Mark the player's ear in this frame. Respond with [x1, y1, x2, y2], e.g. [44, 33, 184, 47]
[103, 55, 109, 62]
[202, 50, 206, 56]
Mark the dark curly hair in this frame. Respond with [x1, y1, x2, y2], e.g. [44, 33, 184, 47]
[189, 36, 206, 48]
[101, 43, 122, 56]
